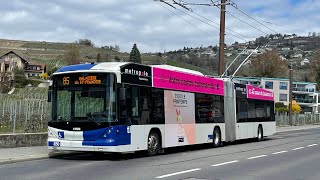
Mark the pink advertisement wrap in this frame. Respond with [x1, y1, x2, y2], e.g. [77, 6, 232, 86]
[164, 90, 195, 147]
[153, 67, 224, 96]
[247, 85, 274, 101]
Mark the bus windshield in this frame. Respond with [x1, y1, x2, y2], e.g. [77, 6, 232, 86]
[51, 73, 116, 123]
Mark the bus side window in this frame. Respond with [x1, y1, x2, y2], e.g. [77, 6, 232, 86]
[139, 87, 151, 125]
[248, 100, 256, 119]
[118, 85, 138, 125]
[118, 86, 129, 125]
[255, 100, 265, 118]
[150, 89, 164, 124]
[238, 100, 248, 122]
[130, 86, 139, 125]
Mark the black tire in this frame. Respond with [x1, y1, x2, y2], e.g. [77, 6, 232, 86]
[147, 131, 160, 156]
[257, 125, 263, 141]
[213, 128, 221, 148]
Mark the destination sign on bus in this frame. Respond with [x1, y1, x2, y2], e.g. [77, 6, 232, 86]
[60, 75, 103, 86]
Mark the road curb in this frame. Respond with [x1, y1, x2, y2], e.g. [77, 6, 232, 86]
[0, 151, 85, 165]
[0, 154, 49, 165]
[276, 125, 320, 133]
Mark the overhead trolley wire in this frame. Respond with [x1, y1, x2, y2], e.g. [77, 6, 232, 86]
[157, 0, 253, 42]
[222, 8, 270, 35]
[155, 1, 219, 40]
[230, 3, 279, 34]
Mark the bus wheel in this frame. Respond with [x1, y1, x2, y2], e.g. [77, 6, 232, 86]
[147, 131, 160, 156]
[257, 125, 264, 141]
[213, 128, 221, 148]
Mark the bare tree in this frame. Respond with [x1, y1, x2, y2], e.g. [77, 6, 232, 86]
[65, 44, 81, 65]
[309, 50, 320, 86]
[250, 49, 287, 78]
[76, 39, 94, 47]
[96, 53, 102, 62]
[114, 44, 120, 52]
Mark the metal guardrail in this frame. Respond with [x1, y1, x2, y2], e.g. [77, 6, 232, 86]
[276, 112, 320, 126]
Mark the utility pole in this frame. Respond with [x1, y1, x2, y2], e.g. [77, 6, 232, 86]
[157, 0, 232, 75]
[289, 59, 293, 125]
[218, 0, 226, 76]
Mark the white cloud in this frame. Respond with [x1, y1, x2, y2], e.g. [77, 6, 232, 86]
[1, 11, 29, 23]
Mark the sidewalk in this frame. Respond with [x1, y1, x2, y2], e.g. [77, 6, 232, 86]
[0, 125, 319, 164]
[0, 146, 49, 165]
[276, 124, 320, 133]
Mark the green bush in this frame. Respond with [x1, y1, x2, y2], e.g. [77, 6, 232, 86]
[275, 102, 286, 108]
[275, 107, 288, 113]
[0, 81, 10, 93]
[14, 74, 28, 88]
[26, 79, 42, 87]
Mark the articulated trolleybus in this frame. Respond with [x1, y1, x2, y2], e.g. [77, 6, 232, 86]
[48, 62, 275, 156]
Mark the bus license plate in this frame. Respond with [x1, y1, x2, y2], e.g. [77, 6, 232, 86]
[49, 141, 61, 147]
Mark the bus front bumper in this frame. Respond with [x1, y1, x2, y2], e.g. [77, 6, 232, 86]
[48, 137, 132, 153]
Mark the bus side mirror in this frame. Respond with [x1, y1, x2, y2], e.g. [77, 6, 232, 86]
[48, 86, 52, 102]
[119, 87, 126, 101]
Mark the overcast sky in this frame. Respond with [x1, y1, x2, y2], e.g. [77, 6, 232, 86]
[0, 0, 319, 52]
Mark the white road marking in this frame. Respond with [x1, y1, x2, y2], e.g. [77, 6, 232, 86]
[292, 147, 304, 151]
[308, 144, 318, 147]
[272, 150, 288, 155]
[247, 155, 267, 160]
[211, 160, 239, 167]
[155, 168, 201, 179]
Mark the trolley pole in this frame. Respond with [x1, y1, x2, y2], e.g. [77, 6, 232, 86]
[289, 60, 293, 125]
[218, 0, 226, 76]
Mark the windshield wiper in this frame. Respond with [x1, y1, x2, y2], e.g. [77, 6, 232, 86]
[66, 116, 74, 121]
[87, 116, 101, 126]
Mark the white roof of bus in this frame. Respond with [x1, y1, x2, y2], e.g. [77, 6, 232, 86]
[151, 65, 204, 76]
[53, 62, 205, 76]
[92, 63, 204, 76]
[91, 62, 129, 72]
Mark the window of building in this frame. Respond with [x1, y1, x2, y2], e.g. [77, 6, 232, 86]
[5, 64, 9, 72]
[279, 93, 287, 101]
[265, 81, 273, 89]
[279, 82, 288, 90]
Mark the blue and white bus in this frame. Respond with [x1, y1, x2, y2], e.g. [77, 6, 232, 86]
[48, 62, 275, 156]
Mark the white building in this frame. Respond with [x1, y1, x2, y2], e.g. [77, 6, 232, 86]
[300, 58, 310, 66]
[234, 77, 318, 113]
[292, 54, 303, 58]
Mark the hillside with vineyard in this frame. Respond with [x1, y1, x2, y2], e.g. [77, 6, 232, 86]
[0, 39, 216, 76]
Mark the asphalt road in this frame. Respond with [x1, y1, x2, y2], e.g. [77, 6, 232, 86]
[1, 128, 320, 180]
